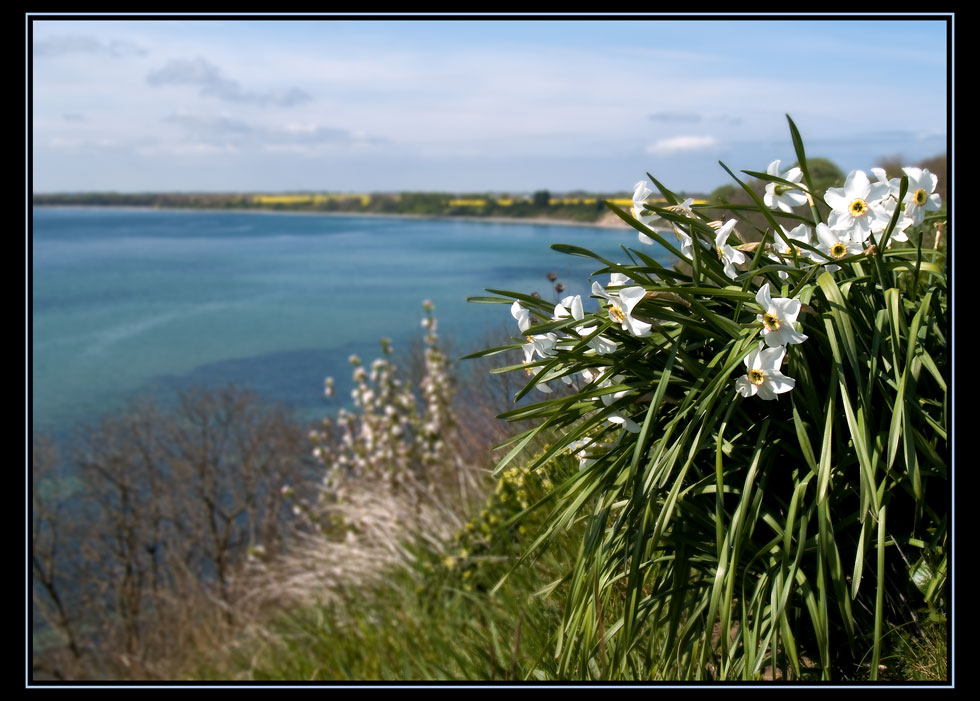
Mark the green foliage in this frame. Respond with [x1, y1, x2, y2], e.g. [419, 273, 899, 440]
[421, 453, 562, 595]
[879, 615, 947, 681]
[532, 189, 552, 208]
[471, 116, 948, 681]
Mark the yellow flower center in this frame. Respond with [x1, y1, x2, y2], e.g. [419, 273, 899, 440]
[747, 368, 766, 386]
[830, 242, 848, 259]
[848, 198, 869, 218]
[784, 245, 798, 256]
[913, 188, 928, 206]
[609, 304, 626, 324]
[762, 312, 782, 332]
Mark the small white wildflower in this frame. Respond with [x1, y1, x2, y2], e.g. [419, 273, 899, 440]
[813, 222, 862, 272]
[755, 283, 808, 348]
[735, 342, 795, 400]
[764, 159, 808, 212]
[521, 343, 554, 393]
[554, 294, 617, 355]
[901, 167, 942, 227]
[511, 301, 532, 333]
[825, 170, 890, 243]
[632, 180, 670, 244]
[714, 220, 746, 280]
[591, 274, 651, 338]
[770, 224, 812, 280]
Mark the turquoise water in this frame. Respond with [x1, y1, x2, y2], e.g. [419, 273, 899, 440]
[31, 208, 668, 433]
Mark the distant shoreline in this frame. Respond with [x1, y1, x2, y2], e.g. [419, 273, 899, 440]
[31, 204, 633, 231]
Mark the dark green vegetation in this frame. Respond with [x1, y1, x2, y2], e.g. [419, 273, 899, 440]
[31, 189, 647, 224]
[463, 122, 948, 681]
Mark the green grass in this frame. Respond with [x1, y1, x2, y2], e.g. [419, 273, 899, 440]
[877, 617, 948, 682]
[190, 451, 586, 682]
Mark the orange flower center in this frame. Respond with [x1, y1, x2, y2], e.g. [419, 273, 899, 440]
[848, 198, 869, 218]
[609, 304, 626, 324]
[762, 312, 782, 332]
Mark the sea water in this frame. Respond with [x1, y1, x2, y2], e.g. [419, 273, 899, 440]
[31, 207, 670, 435]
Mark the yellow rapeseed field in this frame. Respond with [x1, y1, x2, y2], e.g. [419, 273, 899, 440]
[252, 193, 371, 206]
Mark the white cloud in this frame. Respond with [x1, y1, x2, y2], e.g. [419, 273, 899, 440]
[646, 136, 719, 156]
[162, 110, 385, 151]
[147, 57, 312, 107]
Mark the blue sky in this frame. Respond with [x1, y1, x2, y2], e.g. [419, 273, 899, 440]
[30, 16, 950, 194]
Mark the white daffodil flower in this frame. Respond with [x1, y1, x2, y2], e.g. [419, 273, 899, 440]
[555, 294, 590, 331]
[607, 412, 642, 433]
[901, 167, 942, 227]
[870, 167, 902, 201]
[511, 301, 531, 333]
[566, 436, 618, 470]
[865, 168, 916, 243]
[566, 437, 598, 471]
[755, 283, 808, 348]
[561, 366, 598, 388]
[519, 325, 558, 393]
[634, 193, 699, 255]
[769, 223, 812, 279]
[554, 295, 618, 355]
[735, 342, 795, 400]
[773, 223, 812, 257]
[592, 372, 641, 433]
[825, 170, 890, 243]
[764, 159, 808, 212]
[523, 331, 557, 360]
[670, 197, 696, 217]
[632, 180, 669, 245]
[813, 222, 862, 272]
[591, 274, 652, 338]
[665, 197, 699, 257]
[521, 342, 554, 393]
[673, 228, 694, 257]
[714, 220, 746, 280]
[597, 372, 630, 407]
[866, 168, 921, 243]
